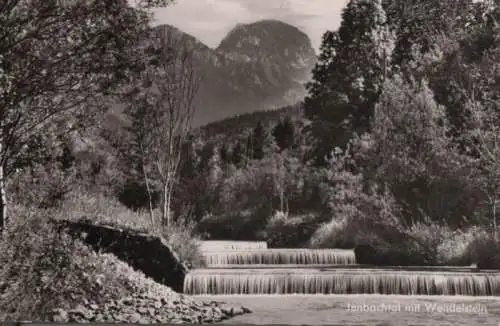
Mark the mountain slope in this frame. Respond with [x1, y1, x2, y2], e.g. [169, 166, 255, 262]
[152, 20, 316, 126]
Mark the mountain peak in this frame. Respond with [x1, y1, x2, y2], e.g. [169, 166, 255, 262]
[143, 21, 316, 126]
[216, 20, 315, 81]
[225, 19, 308, 36]
[217, 20, 313, 58]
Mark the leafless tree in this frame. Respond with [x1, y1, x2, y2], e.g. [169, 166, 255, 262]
[126, 26, 201, 227]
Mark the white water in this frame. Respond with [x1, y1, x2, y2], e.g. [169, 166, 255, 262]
[184, 269, 500, 295]
[187, 241, 500, 296]
[203, 249, 356, 266]
[199, 241, 268, 251]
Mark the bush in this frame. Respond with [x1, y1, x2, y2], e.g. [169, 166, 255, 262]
[161, 219, 206, 269]
[52, 191, 155, 232]
[0, 212, 135, 320]
[196, 208, 269, 241]
[436, 226, 480, 265]
[403, 219, 456, 265]
[308, 216, 357, 249]
[258, 211, 320, 248]
[464, 230, 500, 269]
[354, 218, 470, 266]
[9, 162, 75, 209]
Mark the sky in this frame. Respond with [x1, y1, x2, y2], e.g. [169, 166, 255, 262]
[151, 0, 347, 52]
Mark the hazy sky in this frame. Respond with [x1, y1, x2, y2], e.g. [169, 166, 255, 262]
[151, 0, 347, 51]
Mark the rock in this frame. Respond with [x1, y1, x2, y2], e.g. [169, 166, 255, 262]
[171, 319, 184, 324]
[89, 304, 99, 310]
[112, 313, 124, 322]
[51, 308, 68, 322]
[129, 312, 142, 323]
[121, 297, 134, 305]
[137, 307, 148, 314]
[155, 316, 166, 323]
[139, 317, 151, 324]
[69, 304, 93, 321]
[94, 314, 105, 323]
[153, 301, 162, 309]
[241, 306, 252, 313]
[234, 307, 247, 315]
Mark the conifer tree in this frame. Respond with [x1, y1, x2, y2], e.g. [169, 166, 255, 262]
[304, 0, 393, 165]
[273, 116, 296, 150]
[231, 142, 244, 166]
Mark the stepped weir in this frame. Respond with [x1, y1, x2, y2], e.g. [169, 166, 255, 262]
[204, 248, 356, 266]
[184, 241, 500, 296]
[199, 241, 268, 251]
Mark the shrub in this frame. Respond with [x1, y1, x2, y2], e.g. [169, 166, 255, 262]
[464, 229, 500, 269]
[308, 216, 357, 249]
[160, 219, 206, 269]
[404, 219, 456, 265]
[9, 162, 75, 209]
[259, 211, 319, 248]
[436, 226, 481, 265]
[52, 191, 155, 232]
[0, 212, 132, 320]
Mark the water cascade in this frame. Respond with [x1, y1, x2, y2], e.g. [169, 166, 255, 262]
[199, 241, 268, 251]
[184, 268, 500, 296]
[203, 249, 356, 266]
[185, 241, 500, 296]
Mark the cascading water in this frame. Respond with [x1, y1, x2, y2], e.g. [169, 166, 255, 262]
[186, 241, 500, 296]
[199, 241, 268, 251]
[183, 268, 500, 296]
[203, 249, 356, 266]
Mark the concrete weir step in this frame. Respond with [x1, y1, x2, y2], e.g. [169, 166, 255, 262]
[183, 268, 500, 296]
[199, 241, 268, 251]
[203, 248, 356, 266]
[201, 264, 493, 271]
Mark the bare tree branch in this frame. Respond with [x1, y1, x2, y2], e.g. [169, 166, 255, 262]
[125, 25, 200, 227]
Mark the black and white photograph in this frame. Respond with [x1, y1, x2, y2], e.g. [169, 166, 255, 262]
[0, 0, 500, 325]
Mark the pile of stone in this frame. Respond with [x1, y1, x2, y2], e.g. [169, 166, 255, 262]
[46, 247, 251, 324]
[51, 295, 251, 324]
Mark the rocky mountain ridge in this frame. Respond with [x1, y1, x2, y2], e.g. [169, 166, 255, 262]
[153, 19, 316, 126]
